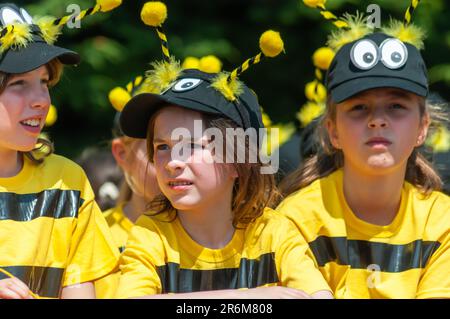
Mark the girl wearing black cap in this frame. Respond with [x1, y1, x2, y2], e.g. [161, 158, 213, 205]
[114, 1, 332, 299]
[277, 3, 450, 299]
[0, 2, 121, 299]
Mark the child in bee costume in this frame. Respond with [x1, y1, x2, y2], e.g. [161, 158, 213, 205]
[277, 0, 450, 298]
[115, 1, 333, 299]
[0, 1, 122, 299]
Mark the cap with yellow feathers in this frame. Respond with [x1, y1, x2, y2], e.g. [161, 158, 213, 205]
[114, 1, 285, 138]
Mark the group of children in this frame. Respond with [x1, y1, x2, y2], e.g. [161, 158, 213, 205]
[0, 0, 449, 299]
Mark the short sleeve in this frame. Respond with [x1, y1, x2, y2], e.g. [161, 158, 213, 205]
[275, 217, 332, 295]
[115, 220, 165, 298]
[63, 177, 119, 287]
[416, 230, 450, 299]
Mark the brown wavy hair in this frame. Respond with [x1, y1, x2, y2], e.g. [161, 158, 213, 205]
[280, 96, 446, 197]
[0, 59, 63, 164]
[145, 108, 282, 228]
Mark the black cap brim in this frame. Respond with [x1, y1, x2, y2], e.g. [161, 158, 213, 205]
[330, 77, 428, 104]
[0, 40, 80, 73]
[120, 93, 223, 138]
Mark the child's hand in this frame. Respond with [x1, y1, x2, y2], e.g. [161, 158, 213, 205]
[243, 286, 313, 299]
[0, 278, 34, 299]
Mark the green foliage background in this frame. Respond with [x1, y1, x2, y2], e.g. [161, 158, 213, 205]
[12, 0, 450, 159]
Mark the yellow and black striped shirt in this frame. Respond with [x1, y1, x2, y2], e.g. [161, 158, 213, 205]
[0, 154, 119, 298]
[277, 169, 450, 299]
[116, 208, 330, 298]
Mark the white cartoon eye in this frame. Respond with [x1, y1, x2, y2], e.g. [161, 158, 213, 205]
[20, 8, 33, 24]
[0, 7, 26, 25]
[172, 78, 202, 92]
[380, 38, 408, 69]
[350, 39, 379, 70]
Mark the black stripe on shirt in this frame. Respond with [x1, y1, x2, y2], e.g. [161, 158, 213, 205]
[156, 252, 279, 293]
[0, 265, 65, 298]
[0, 189, 83, 221]
[309, 236, 441, 272]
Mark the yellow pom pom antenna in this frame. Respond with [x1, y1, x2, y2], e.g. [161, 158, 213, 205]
[109, 87, 132, 112]
[259, 30, 284, 58]
[211, 30, 284, 101]
[199, 55, 222, 73]
[141, 1, 170, 63]
[312, 46, 335, 70]
[45, 104, 58, 127]
[225, 30, 284, 93]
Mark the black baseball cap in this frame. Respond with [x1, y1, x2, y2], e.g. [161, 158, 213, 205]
[120, 68, 264, 138]
[0, 4, 80, 74]
[326, 32, 428, 104]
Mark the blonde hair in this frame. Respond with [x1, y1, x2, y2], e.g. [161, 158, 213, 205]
[146, 109, 282, 228]
[280, 96, 446, 197]
[0, 59, 64, 164]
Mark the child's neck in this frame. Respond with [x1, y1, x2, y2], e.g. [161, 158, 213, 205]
[123, 193, 147, 224]
[342, 165, 405, 226]
[0, 149, 22, 178]
[177, 194, 235, 250]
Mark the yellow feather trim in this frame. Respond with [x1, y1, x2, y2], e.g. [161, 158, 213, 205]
[327, 12, 371, 51]
[36, 16, 62, 45]
[210, 72, 244, 101]
[144, 57, 182, 93]
[0, 23, 32, 53]
[382, 20, 425, 50]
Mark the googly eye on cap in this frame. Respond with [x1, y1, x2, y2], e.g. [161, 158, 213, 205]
[380, 38, 408, 69]
[350, 39, 379, 70]
[171, 78, 203, 92]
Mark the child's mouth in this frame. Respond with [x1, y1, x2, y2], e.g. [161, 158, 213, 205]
[20, 118, 42, 133]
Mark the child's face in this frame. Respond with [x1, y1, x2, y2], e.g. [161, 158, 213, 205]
[0, 65, 51, 152]
[327, 88, 429, 174]
[152, 106, 237, 211]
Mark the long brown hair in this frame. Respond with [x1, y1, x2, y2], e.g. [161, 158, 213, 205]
[280, 96, 445, 197]
[0, 59, 64, 164]
[145, 108, 282, 228]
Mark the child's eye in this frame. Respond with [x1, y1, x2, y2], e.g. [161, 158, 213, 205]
[155, 144, 170, 151]
[8, 79, 25, 87]
[389, 103, 406, 110]
[350, 104, 367, 111]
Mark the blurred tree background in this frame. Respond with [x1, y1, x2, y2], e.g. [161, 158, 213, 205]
[13, 0, 450, 161]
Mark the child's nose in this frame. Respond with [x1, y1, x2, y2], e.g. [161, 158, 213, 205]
[368, 111, 388, 128]
[30, 86, 50, 109]
[165, 158, 186, 174]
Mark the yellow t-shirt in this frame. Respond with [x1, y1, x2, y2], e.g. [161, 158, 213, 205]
[95, 203, 133, 298]
[0, 154, 119, 298]
[116, 208, 331, 298]
[277, 169, 450, 299]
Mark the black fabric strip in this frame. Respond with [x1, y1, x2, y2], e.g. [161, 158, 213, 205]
[0, 265, 65, 298]
[156, 252, 279, 293]
[0, 189, 83, 221]
[309, 236, 441, 272]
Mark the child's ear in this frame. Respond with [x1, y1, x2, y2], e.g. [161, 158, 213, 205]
[416, 112, 431, 146]
[326, 118, 341, 149]
[111, 138, 129, 170]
